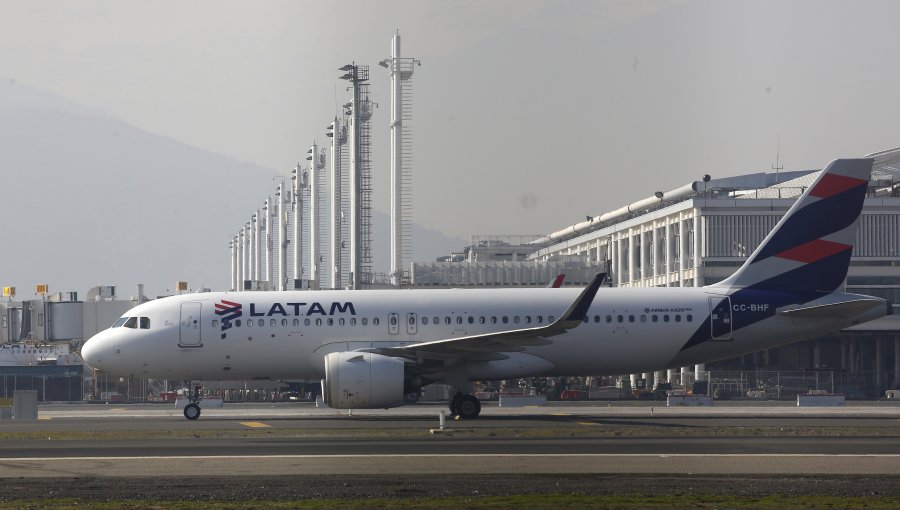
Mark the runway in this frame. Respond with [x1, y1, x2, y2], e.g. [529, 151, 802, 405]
[1, 402, 899, 478]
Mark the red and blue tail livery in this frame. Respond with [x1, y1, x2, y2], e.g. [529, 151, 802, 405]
[723, 158, 871, 293]
[678, 159, 883, 354]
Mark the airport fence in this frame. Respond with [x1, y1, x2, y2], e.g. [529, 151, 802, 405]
[687, 370, 895, 400]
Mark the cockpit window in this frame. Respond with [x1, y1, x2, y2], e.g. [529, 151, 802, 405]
[112, 317, 129, 328]
[123, 317, 138, 329]
[139, 317, 150, 329]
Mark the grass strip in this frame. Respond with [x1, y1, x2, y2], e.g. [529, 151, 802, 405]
[0, 424, 899, 441]
[2, 494, 900, 510]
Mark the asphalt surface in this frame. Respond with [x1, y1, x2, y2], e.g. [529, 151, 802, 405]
[1, 402, 900, 501]
[0, 401, 897, 479]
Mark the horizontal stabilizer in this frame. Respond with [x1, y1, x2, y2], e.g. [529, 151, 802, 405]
[777, 298, 885, 319]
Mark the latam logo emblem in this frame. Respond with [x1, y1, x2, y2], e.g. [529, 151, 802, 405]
[214, 300, 242, 339]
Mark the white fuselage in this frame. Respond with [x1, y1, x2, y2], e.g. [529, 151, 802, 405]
[81, 285, 882, 382]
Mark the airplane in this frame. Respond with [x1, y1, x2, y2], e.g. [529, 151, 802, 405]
[81, 158, 891, 420]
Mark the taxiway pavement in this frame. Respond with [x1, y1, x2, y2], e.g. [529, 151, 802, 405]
[0, 401, 898, 477]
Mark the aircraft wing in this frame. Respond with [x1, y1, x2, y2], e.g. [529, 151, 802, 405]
[366, 273, 605, 361]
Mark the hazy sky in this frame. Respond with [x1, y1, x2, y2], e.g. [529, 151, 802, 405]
[3, 0, 900, 240]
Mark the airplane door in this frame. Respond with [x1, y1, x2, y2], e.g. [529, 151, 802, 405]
[179, 302, 203, 347]
[388, 313, 399, 335]
[406, 313, 418, 335]
[708, 296, 733, 341]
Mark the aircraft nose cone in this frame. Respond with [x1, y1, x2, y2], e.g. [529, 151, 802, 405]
[80, 333, 106, 370]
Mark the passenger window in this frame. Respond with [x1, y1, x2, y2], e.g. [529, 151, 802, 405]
[248, 320, 254, 328]
[606, 315, 612, 323]
[537, 316, 543, 323]
[113, 317, 129, 328]
[258, 319, 264, 327]
[687, 314, 693, 322]
[391, 316, 398, 326]
[526, 316, 532, 324]
[373, 318, 380, 326]
[502, 316, 509, 324]
[362, 318, 368, 326]
[140, 317, 150, 329]
[628, 315, 635, 323]
[548, 315, 555, 322]
[423, 317, 429, 325]
[456, 316, 463, 325]
[408, 316, 415, 325]
[583, 316, 589, 323]
[491, 316, 497, 324]
[433, 316, 439, 324]
[652, 315, 658, 323]
[235, 319, 242, 327]
[283, 319, 288, 327]
[270, 319, 277, 327]
[479, 316, 486, 324]
[593, 315, 600, 323]
[315, 318, 322, 326]
[444, 317, 451, 325]
[328, 318, 334, 326]
[293, 319, 300, 326]
[664, 315, 670, 322]
[514, 316, 521, 324]
[349, 318, 356, 326]
[617, 315, 623, 323]
[338, 318, 345, 326]
[468, 316, 474, 324]
[124, 317, 137, 329]
[304, 319, 311, 326]
[640, 315, 647, 323]
[675, 315, 681, 323]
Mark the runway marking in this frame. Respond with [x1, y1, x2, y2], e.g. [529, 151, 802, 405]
[576, 421, 600, 426]
[552, 413, 571, 416]
[37, 417, 51, 421]
[239, 421, 271, 428]
[5, 453, 900, 462]
[108, 408, 126, 412]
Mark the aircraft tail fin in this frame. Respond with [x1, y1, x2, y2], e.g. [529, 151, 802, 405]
[716, 158, 873, 293]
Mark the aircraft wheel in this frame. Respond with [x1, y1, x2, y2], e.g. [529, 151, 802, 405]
[456, 394, 481, 419]
[183, 403, 201, 420]
[449, 393, 462, 415]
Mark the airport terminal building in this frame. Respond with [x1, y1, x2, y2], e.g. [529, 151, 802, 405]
[414, 151, 900, 397]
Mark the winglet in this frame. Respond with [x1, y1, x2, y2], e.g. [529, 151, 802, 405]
[557, 273, 604, 328]
[547, 274, 566, 288]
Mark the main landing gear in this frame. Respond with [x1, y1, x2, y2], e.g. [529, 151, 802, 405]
[449, 392, 481, 419]
[183, 384, 202, 420]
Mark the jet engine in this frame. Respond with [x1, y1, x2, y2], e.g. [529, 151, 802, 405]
[323, 351, 408, 409]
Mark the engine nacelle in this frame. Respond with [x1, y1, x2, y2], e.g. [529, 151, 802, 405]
[323, 351, 406, 409]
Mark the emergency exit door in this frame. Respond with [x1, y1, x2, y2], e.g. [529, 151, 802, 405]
[179, 302, 203, 347]
[708, 296, 733, 341]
